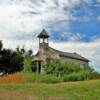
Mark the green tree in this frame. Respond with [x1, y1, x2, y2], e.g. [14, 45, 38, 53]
[20, 46, 26, 55]
[16, 45, 21, 54]
[28, 49, 33, 56]
[0, 48, 24, 74]
[0, 40, 3, 51]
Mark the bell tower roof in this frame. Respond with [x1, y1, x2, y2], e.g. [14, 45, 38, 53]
[38, 29, 49, 38]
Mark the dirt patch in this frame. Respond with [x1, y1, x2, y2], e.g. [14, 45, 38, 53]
[0, 73, 24, 83]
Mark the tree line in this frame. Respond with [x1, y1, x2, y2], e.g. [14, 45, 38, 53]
[0, 40, 33, 76]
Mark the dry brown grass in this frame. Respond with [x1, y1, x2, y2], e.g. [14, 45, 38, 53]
[0, 73, 24, 83]
[0, 90, 37, 100]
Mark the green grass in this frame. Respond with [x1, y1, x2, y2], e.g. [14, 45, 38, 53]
[0, 80, 100, 100]
[20, 71, 100, 83]
[21, 72, 63, 83]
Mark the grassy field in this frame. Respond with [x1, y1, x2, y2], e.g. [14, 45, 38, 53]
[0, 80, 100, 100]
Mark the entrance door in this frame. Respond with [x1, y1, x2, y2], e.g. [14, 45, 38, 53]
[38, 61, 41, 74]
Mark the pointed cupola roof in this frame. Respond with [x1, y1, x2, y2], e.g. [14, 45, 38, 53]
[38, 29, 49, 38]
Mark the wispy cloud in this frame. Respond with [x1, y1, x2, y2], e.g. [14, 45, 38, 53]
[0, 0, 98, 41]
[0, 0, 100, 71]
[97, 16, 100, 20]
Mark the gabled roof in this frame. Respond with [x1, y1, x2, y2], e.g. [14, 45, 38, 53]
[50, 47, 89, 62]
[38, 29, 49, 38]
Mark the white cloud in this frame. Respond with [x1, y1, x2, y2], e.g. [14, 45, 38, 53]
[97, 16, 100, 20]
[62, 32, 85, 41]
[0, 0, 99, 71]
[97, 0, 100, 3]
[0, 0, 94, 41]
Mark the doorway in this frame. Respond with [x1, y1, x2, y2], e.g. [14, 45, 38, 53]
[38, 61, 41, 74]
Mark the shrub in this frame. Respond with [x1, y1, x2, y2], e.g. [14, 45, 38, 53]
[21, 72, 63, 83]
[63, 72, 78, 82]
[32, 74, 63, 83]
[63, 71, 100, 82]
[23, 55, 32, 72]
[44, 58, 81, 77]
[38, 75, 63, 83]
[21, 70, 100, 83]
[44, 59, 62, 77]
[90, 71, 100, 79]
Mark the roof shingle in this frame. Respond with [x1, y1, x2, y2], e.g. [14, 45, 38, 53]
[50, 47, 89, 62]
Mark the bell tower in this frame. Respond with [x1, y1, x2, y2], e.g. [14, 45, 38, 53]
[38, 29, 49, 48]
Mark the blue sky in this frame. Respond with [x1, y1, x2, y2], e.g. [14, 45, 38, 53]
[50, 19, 100, 42]
[0, 0, 100, 71]
[49, 0, 100, 42]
